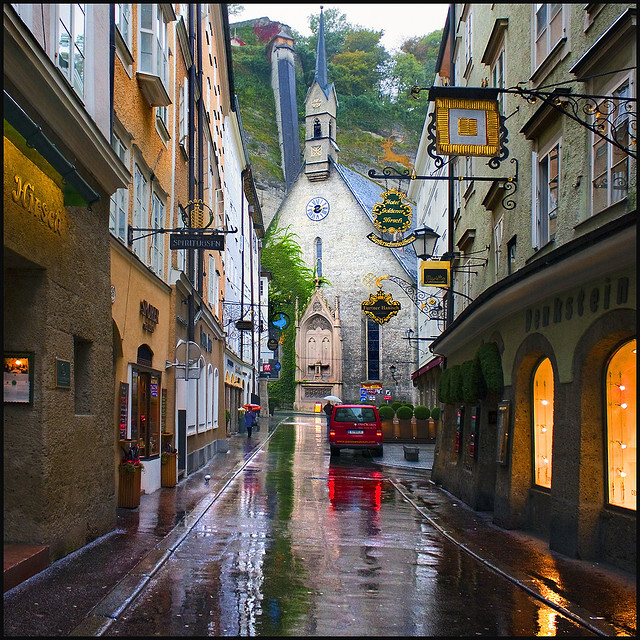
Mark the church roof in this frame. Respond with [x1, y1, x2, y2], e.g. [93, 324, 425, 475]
[331, 157, 418, 283]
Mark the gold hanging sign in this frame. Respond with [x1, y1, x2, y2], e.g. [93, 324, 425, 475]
[367, 188, 415, 248]
[420, 260, 450, 288]
[432, 88, 501, 158]
[361, 288, 401, 325]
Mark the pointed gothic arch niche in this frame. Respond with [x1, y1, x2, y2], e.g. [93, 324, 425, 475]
[303, 312, 332, 379]
[294, 290, 343, 410]
[313, 118, 321, 139]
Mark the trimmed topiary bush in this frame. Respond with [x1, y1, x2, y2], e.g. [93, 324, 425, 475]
[403, 403, 414, 411]
[391, 401, 403, 412]
[462, 357, 487, 403]
[378, 405, 395, 420]
[449, 365, 464, 403]
[438, 368, 452, 404]
[476, 342, 504, 393]
[430, 406, 441, 420]
[396, 405, 414, 420]
[414, 405, 430, 420]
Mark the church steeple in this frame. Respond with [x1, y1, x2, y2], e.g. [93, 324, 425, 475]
[313, 6, 329, 93]
[304, 5, 339, 182]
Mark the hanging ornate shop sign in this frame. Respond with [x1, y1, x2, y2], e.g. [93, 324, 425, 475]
[361, 289, 401, 325]
[367, 188, 415, 248]
[420, 260, 451, 288]
[433, 93, 501, 158]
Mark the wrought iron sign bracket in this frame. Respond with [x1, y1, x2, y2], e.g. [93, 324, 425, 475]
[410, 78, 637, 160]
[368, 158, 519, 211]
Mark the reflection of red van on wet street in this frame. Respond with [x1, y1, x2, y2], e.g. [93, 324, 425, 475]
[329, 405, 383, 457]
[328, 463, 383, 511]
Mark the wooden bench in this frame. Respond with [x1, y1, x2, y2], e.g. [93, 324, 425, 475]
[403, 445, 419, 461]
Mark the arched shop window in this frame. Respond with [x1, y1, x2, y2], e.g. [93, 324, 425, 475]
[606, 338, 636, 511]
[533, 357, 554, 488]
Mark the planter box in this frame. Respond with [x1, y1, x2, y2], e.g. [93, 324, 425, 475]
[161, 454, 178, 487]
[381, 419, 394, 441]
[118, 466, 142, 508]
[415, 419, 430, 441]
[397, 419, 413, 441]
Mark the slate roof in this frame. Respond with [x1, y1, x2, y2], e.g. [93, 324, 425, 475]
[331, 157, 418, 283]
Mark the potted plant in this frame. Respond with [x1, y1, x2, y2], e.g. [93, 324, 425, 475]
[118, 458, 144, 508]
[378, 404, 395, 440]
[161, 447, 178, 487]
[396, 404, 414, 441]
[414, 405, 430, 441]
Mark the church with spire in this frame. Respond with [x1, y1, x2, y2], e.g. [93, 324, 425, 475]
[268, 7, 418, 409]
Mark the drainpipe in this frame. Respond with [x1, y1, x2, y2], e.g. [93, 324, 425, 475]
[187, 3, 196, 342]
[196, 3, 204, 296]
[446, 3, 456, 328]
[109, 4, 115, 141]
[239, 186, 246, 360]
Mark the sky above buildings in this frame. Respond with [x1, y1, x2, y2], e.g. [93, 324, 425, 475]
[231, 3, 449, 52]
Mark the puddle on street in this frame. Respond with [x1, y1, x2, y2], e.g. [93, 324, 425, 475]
[105, 420, 596, 637]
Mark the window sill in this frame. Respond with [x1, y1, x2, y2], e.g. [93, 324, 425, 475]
[136, 71, 171, 107]
[156, 115, 170, 144]
[530, 36, 568, 86]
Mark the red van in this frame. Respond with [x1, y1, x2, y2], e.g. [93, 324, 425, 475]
[329, 405, 383, 457]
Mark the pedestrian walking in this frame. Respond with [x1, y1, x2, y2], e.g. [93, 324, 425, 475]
[323, 401, 333, 435]
[244, 409, 257, 438]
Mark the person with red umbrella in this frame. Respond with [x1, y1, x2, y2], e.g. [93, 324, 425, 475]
[243, 407, 257, 438]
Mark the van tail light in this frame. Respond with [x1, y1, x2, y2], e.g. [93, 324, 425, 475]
[376, 431, 382, 437]
[329, 430, 335, 436]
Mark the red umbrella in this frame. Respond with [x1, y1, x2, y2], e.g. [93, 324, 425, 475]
[243, 403, 261, 411]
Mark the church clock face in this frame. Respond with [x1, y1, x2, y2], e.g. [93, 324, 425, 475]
[306, 197, 330, 221]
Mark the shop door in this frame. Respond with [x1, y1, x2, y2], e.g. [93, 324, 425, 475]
[132, 370, 161, 458]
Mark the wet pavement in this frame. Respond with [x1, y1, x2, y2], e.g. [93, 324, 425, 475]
[3, 412, 636, 637]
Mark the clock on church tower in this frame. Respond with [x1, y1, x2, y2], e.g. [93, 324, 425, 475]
[306, 197, 330, 221]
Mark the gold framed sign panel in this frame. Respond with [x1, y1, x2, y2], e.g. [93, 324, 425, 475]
[361, 290, 401, 325]
[435, 97, 501, 157]
[420, 260, 451, 288]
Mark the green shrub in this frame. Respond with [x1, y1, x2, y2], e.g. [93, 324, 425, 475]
[462, 357, 487, 404]
[414, 405, 430, 420]
[378, 405, 395, 420]
[438, 368, 451, 404]
[476, 342, 504, 393]
[403, 403, 414, 411]
[449, 365, 464, 403]
[396, 405, 414, 420]
[391, 401, 403, 411]
[430, 406, 441, 420]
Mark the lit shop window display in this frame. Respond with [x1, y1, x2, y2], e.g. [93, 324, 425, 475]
[606, 339, 636, 511]
[533, 358, 554, 489]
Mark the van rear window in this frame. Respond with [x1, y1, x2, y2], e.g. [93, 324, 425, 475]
[334, 407, 376, 423]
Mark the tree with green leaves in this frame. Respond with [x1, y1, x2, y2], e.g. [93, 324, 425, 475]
[261, 222, 316, 408]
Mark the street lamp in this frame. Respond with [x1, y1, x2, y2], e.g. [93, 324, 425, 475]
[389, 364, 399, 385]
[412, 225, 441, 260]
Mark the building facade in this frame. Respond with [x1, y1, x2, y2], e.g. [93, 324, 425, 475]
[267, 9, 419, 409]
[411, 3, 636, 572]
[4, 3, 129, 560]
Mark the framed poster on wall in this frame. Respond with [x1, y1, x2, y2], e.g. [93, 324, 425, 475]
[496, 401, 511, 465]
[4, 352, 34, 404]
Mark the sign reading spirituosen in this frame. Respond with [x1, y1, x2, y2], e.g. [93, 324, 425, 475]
[361, 289, 401, 325]
[170, 233, 224, 250]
